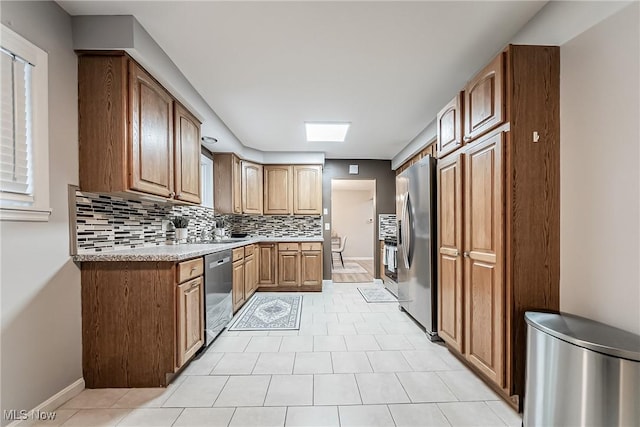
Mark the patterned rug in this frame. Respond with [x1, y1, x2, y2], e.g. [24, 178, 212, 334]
[332, 262, 368, 274]
[228, 294, 302, 331]
[358, 286, 398, 303]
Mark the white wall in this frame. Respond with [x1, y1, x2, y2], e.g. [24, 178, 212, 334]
[0, 1, 82, 421]
[559, 3, 639, 334]
[332, 189, 374, 259]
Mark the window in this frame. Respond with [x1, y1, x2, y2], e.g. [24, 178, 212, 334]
[200, 154, 214, 209]
[0, 24, 49, 221]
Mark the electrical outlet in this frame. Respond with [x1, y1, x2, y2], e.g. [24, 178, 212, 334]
[323, 208, 328, 215]
[324, 223, 330, 230]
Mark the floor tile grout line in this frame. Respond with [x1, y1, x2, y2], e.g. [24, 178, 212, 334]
[262, 375, 274, 407]
[168, 407, 185, 427]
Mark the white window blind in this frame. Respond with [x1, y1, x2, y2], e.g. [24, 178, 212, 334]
[0, 47, 33, 198]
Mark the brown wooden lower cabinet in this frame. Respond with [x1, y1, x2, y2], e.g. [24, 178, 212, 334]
[81, 258, 204, 388]
[258, 243, 278, 287]
[300, 246, 322, 287]
[256, 242, 323, 292]
[232, 248, 245, 313]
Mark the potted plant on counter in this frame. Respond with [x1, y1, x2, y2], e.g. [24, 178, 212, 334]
[171, 216, 190, 243]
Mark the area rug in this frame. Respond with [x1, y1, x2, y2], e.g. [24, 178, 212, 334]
[358, 286, 398, 303]
[228, 294, 302, 331]
[332, 262, 368, 274]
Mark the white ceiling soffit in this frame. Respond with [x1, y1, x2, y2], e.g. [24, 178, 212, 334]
[59, 1, 547, 160]
[332, 179, 376, 192]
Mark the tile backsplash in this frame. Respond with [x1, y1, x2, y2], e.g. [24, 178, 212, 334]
[74, 191, 322, 254]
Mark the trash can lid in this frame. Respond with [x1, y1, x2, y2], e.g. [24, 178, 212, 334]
[525, 311, 640, 362]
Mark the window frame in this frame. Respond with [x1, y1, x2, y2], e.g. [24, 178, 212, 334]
[0, 24, 50, 222]
[200, 153, 214, 209]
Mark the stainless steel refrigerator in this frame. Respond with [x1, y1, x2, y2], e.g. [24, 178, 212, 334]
[396, 156, 439, 340]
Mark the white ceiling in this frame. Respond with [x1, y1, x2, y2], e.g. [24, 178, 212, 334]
[58, 1, 547, 159]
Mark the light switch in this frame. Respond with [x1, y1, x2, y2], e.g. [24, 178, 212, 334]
[324, 223, 330, 230]
[323, 208, 328, 215]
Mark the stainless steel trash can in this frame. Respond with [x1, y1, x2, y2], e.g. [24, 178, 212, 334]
[524, 312, 640, 427]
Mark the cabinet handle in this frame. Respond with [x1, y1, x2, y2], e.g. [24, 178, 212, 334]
[191, 267, 197, 272]
[463, 136, 470, 142]
[463, 251, 470, 258]
[169, 191, 176, 198]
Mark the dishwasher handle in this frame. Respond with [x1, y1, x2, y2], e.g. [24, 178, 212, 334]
[210, 257, 231, 268]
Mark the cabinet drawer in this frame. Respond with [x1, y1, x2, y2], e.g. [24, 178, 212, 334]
[278, 242, 300, 251]
[177, 258, 203, 283]
[244, 244, 256, 257]
[301, 242, 322, 251]
[232, 247, 245, 262]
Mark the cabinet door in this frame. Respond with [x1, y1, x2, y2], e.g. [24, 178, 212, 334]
[176, 277, 204, 367]
[437, 92, 464, 158]
[278, 251, 300, 286]
[258, 244, 278, 287]
[437, 151, 464, 353]
[463, 132, 504, 387]
[242, 161, 263, 214]
[301, 250, 323, 286]
[174, 103, 201, 204]
[244, 254, 256, 301]
[233, 155, 242, 214]
[293, 165, 323, 215]
[232, 260, 245, 313]
[464, 53, 504, 142]
[264, 165, 293, 215]
[129, 61, 174, 197]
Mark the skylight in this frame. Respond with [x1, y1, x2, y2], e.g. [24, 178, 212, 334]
[305, 122, 350, 142]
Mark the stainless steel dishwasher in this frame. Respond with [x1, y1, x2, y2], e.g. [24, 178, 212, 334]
[203, 250, 233, 347]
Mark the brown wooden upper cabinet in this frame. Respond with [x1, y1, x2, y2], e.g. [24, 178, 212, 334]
[437, 92, 464, 158]
[78, 52, 201, 204]
[463, 53, 504, 142]
[214, 153, 242, 214]
[242, 161, 264, 214]
[264, 165, 293, 215]
[174, 103, 202, 204]
[293, 165, 323, 215]
[129, 62, 174, 198]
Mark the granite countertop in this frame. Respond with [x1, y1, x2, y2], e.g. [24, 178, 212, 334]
[73, 236, 324, 262]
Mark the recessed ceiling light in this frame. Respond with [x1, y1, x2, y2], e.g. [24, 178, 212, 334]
[305, 122, 350, 142]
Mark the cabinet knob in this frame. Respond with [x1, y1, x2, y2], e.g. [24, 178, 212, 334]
[169, 191, 176, 198]
[463, 136, 470, 142]
[463, 251, 470, 258]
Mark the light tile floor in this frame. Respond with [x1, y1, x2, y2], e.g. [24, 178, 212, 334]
[40, 283, 522, 427]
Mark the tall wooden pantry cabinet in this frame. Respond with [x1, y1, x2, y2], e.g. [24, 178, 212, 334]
[436, 44, 560, 410]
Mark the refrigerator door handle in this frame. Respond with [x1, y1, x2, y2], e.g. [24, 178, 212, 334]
[401, 194, 411, 269]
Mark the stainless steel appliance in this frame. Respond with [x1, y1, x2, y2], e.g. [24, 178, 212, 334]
[203, 250, 233, 347]
[524, 311, 640, 427]
[396, 156, 438, 340]
[383, 237, 398, 296]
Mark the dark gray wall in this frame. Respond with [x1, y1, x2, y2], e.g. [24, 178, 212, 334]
[322, 160, 396, 279]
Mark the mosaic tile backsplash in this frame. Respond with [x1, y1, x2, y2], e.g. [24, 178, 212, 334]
[74, 191, 323, 254]
[378, 214, 397, 240]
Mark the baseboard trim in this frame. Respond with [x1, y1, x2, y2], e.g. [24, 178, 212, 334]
[6, 378, 85, 427]
[373, 278, 383, 284]
[322, 279, 333, 286]
[343, 257, 374, 261]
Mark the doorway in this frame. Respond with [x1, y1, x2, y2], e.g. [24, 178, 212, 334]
[330, 179, 376, 283]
